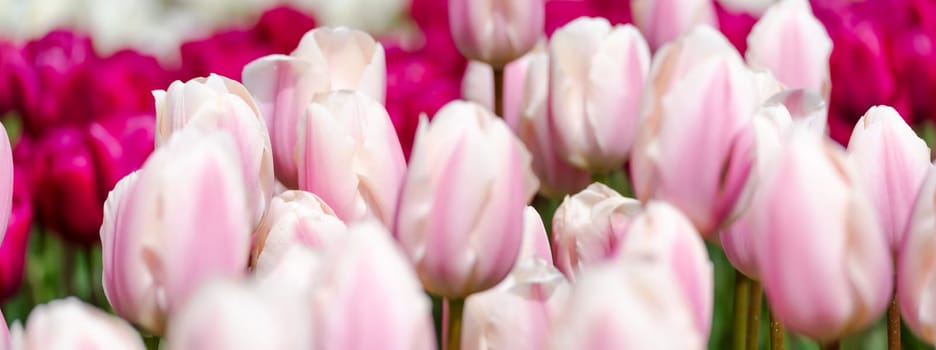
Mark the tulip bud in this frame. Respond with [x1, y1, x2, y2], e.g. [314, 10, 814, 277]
[153, 74, 274, 227]
[313, 222, 436, 350]
[548, 259, 706, 349]
[165, 280, 313, 350]
[630, 26, 757, 236]
[755, 130, 892, 341]
[632, 0, 717, 50]
[745, 0, 832, 99]
[898, 165, 936, 343]
[297, 91, 406, 226]
[618, 201, 714, 340]
[394, 101, 538, 298]
[100, 129, 252, 334]
[519, 206, 552, 263]
[848, 106, 930, 253]
[448, 0, 544, 68]
[10, 298, 145, 350]
[549, 18, 651, 172]
[250, 190, 347, 275]
[551, 183, 642, 280]
[243, 27, 386, 188]
[462, 259, 570, 350]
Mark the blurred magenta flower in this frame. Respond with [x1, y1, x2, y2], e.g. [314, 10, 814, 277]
[549, 18, 650, 171]
[847, 106, 930, 253]
[394, 101, 537, 298]
[251, 6, 318, 54]
[297, 91, 405, 226]
[551, 183, 641, 280]
[11, 298, 145, 349]
[448, 0, 545, 68]
[100, 129, 252, 334]
[754, 130, 892, 342]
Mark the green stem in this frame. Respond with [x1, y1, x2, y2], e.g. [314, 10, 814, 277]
[888, 294, 900, 350]
[493, 68, 504, 119]
[143, 335, 160, 350]
[60, 241, 75, 297]
[747, 280, 763, 350]
[733, 271, 751, 350]
[769, 310, 784, 350]
[821, 339, 839, 350]
[446, 298, 465, 350]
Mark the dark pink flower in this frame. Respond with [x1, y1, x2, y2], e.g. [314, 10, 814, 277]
[83, 50, 169, 119]
[252, 6, 318, 54]
[179, 30, 271, 81]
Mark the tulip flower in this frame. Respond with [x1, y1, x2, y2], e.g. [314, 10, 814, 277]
[448, 0, 544, 68]
[394, 100, 538, 298]
[551, 183, 642, 280]
[0, 121, 11, 241]
[898, 165, 936, 343]
[243, 27, 386, 187]
[250, 190, 347, 275]
[549, 18, 651, 172]
[745, 0, 832, 99]
[462, 51, 590, 197]
[631, 0, 717, 50]
[847, 106, 930, 253]
[313, 221, 436, 350]
[297, 91, 406, 227]
[461, 259, 571, 350]
[153, 74, 274, 228]
[100, 129, 252, 334]
[548, 257, 706, 349]
[519, 206, 552, 263]
[619, 201, 713, 340]
[0, 167, 33, 300]
[10, 298, 145, 350]
[630, 26, 757, 237]
[754, 130, 892, 341]
[165, 280, 313, 350]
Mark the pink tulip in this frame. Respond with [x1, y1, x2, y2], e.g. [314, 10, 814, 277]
[10, 298, 145, 350]
[551, 183, 642, 281]
[164, 280, 313, 350]
[618, 201, 714, 340]
[549, 18, 651, 172]
[100, 129, 252, 334]
[755, 130, 892, 341]
[0, 167, 34, 300]
[153, 74, 274, 228]
[848, 106, 930, 253]
[631, 0, 717, 50]
[313, 221, 436, 350]
[250, 190, 347, 274]
[448, 0, 544, 68]
[243, 27, 386, 188]
[745, 0, 832, 99]
[297, 91, 406, 227]
[630, 26, 757, 237]
[463, 51, 591, 197]
[548, 258, 705, 349]
[898, 165, 936, 343]
[461, 259, 570, 350]
[0, 121, 12, 242]
[394, 101, 537, 298]
[519, 206, 552, 263]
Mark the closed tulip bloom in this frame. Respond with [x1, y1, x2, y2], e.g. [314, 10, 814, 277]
[243, 27, 386, 188]
[755, 131, 892, 341]
[632, 0, 717, 50]
[619, 201, 713, 340]
[10, 298, 145, 350]
[165, 280, 313, 350]
[449, 0, 544, 68]
[847, 106, 930, 253]
[250, 190, 347, 275]
[745, 0, 832, 99]
[153, 74, 274, 227]
[100, 129, 252, 334]
[630, 26, 757, 237]
[297, 91, 406, 227]
[462, 259, 570, 350]
[394, 101, 538, 298]
[551, 183, 642, 281]
[313, 222, 436, 350]
[549, 18, 651, 172]
[548, 258, 705, 349]
[898, 165, 936, 343]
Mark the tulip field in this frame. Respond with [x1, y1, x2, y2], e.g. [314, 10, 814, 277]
[2, 0, 936, 349]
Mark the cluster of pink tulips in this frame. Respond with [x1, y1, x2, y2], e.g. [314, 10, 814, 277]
[0, 0, 935, 349]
